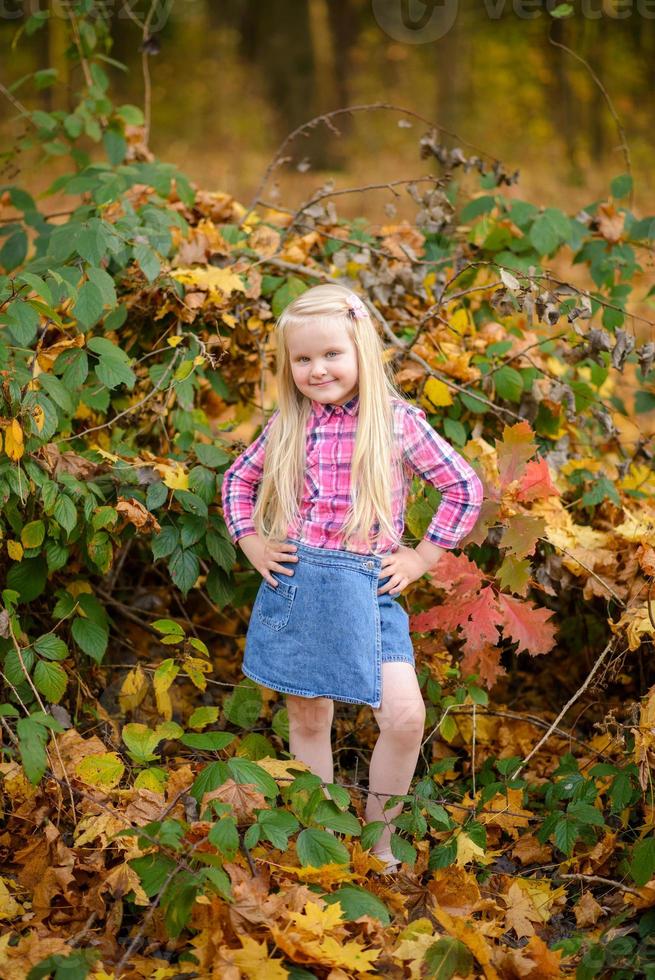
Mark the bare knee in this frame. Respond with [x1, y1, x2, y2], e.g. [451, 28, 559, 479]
[286, 695, 334, 736]
[375, 694, 426, 747]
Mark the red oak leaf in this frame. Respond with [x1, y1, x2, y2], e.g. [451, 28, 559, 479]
[460, 586, 504, 653]
[429, 551, 484, 593]
[461, 643, 507, 689]
[496, 593, 558, 655]
[518, 456, 560, 502]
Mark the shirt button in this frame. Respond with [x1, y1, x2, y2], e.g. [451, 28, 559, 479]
[334, 407, 342, 414]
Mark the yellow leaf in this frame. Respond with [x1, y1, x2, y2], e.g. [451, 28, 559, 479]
[68, 580, 93, 599]
[232, 935, 289, 980]
[5, 419, 23, 461]
[424, 377, 453, 407]
[0, 877, 24, 921]
[118, 666, 149, 713]
[614, 508, 655, 546]
[153, 658, 179, 721]
[7, 541, 23, 561]
[154, 461, 189, 490]
[134, 768, 168, 794]
[448, 307, 472, 335]
[455, 830, 491, 867]
[75, 752, 125, 790]
[193, 355, 205, 366]
[171, 266, 245, 302]
[91, 446, 120, 462]
[183, 655, 211, 692]
[167, 335, 184, 347]
[222, 313, 237, 328]
[32, 405, 45, 433]
[288, 899, 344, 936]
[255, 756, 310, 780]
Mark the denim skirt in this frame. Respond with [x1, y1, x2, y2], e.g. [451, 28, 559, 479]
[242, 538, 415, 709]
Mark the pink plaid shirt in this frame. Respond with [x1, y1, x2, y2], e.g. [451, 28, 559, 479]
[221, 394, 483, 555]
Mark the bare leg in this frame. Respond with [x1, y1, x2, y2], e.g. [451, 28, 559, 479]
[365, 662, 426, 862]
[286, 694, 335, 784]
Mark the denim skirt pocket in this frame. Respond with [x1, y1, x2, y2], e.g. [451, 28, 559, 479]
[256, 579, 296, 631]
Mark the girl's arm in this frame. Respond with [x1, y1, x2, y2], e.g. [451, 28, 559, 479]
[220, 410, 279, 545]
[402, 403, 484, 554]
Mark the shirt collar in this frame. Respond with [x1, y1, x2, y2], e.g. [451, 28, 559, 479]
[310, 393, 359, 422]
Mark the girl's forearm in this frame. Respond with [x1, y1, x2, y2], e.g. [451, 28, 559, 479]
[414, 538, 446, 571]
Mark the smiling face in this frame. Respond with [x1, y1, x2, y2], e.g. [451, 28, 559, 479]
[286, 318, 359, 406]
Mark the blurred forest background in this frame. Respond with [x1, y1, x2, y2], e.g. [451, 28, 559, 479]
[2, 0, 655, 220]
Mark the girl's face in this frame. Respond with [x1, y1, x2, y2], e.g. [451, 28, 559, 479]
[286, 318, 359, 406]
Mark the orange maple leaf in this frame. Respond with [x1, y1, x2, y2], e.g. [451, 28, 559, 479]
[518, 456, 560, 502]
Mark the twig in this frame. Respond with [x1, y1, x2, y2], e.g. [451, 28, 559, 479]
[512, 638, 618, 779]
[538, 537, 625, 607]
[242, 101, 503, 229]
[558, 872, 641, 896]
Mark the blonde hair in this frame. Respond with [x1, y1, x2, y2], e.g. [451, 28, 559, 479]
[252, 283, 406, 553]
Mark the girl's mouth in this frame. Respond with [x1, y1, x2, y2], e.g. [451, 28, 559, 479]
[313, 380, 334, 387]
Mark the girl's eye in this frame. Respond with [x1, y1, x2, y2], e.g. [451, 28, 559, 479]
[326, 351, 338, 358]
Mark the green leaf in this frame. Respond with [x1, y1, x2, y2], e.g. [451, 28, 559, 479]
[152, 619, 185, 637]
[6, 558, 47, 603]
[179, 731, 235, 751]
[168, 548, 199, 595]
[21, 520, 45, 548]
[73, 280, 104, 328]
[256, 809, 299, 850]
[17, 716, 49, 784]
[271, 275, 307, 317]
[189, 761, 230, 803]
[424, 937, 474, 979]
[312, 800, 361, 836]
[296, 827, 350, 867]
[86, 265, 117, 306]
[324, 884, 390, 925]
[208, 816, 239, 859]
[71, 617, 108, 663]
[37, 373, 76, 415]
[611, 173, 633, 199]
[493, 365, 524, 403]
[550, 2, 574, 16]
[53, 494, 77, 534]
[390, 832, 416, 866]
[554, 816, 579, 855]
[5, 300, 39, 345]
[95, 356, 136, 390]
[130, 853, 177, 897]
[33, 660, 67, 703]
[33, 633, 69, 661]
[194, 443, 230, 468]
[188, 706, 219, 730]
[223, 681, 263, 729]
[227, 757, 278, 799]
[631, 837, 655, 887]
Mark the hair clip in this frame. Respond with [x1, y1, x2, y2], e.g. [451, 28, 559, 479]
[346, 296, 368, 319]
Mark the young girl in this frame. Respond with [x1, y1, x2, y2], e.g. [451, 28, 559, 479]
[221, 283, 483, 873]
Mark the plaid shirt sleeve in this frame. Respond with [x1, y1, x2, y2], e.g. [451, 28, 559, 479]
[220, 410, 280, 544]
[402, 404, 484, 549]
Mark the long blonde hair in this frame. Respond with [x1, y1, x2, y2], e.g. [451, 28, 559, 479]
[252, 283, 406, 552]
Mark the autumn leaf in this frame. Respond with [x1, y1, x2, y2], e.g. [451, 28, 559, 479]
[503, 882, 542, 938]
[497, 420, 535, 486]
[518, 456, 560, 502]
[5, 419, 24, 461]
[496, 592, 558, 655]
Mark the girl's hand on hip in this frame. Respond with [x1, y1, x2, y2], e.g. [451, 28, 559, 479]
[238, 534, 298, 587]
[377, 545, 430, 597]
